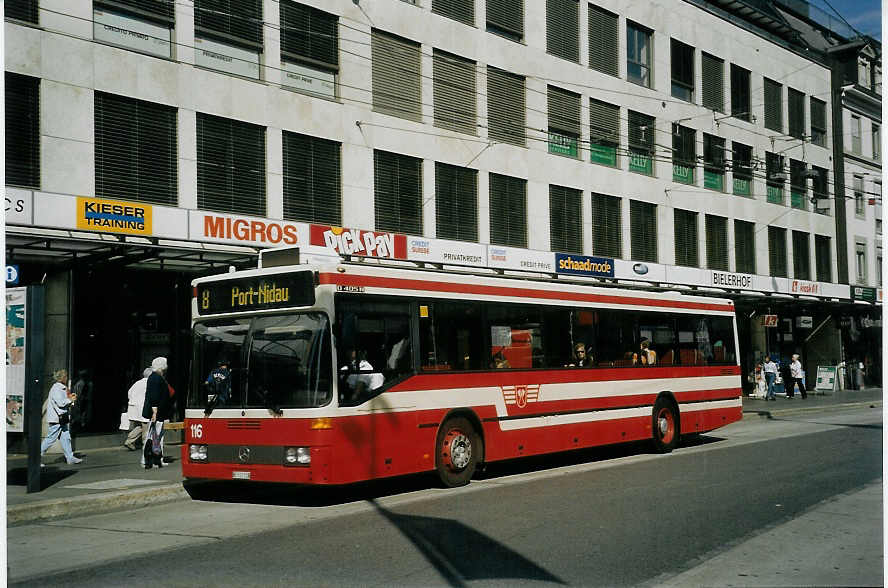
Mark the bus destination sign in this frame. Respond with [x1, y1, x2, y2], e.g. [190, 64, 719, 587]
[196, 272, 315, 315]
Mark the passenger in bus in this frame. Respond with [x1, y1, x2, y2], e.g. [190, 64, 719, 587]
[203, 358, 231, 416]
[566, 343, 593, 367]
[633, 339, 657, 366]
[340, 349, 384, 404]
[491, 350, 511, 369]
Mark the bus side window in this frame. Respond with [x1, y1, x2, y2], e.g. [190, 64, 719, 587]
[419, 302, 485, 371]
[486, 304, 541, 370]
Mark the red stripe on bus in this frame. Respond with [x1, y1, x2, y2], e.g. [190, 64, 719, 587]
[319, 273, 735, 312]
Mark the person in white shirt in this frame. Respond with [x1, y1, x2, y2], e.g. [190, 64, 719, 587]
[40, 369, 82, 465]
[123, 367, 152, 450]
[340, 349, 384, 405]
[788, 353, 808, 399]
[762, 356, 778, 401]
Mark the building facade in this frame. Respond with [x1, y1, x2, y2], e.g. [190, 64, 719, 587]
[4, 0, 881, 433]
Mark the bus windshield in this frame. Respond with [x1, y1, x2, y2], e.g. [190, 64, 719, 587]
[190, 313, 332, 411]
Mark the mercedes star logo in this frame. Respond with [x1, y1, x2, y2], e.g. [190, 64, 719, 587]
[237, 446, 251, 462]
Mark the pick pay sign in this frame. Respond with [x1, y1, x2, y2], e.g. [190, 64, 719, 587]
[310, 225, 407, 259]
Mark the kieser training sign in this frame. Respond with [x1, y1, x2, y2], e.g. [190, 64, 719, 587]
[555, 253, 615, 278]
[76, 197, 153, 236]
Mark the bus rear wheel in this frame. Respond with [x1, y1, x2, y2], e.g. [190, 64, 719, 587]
[652, 397, 679, 453]
[435, 417, 478, 488]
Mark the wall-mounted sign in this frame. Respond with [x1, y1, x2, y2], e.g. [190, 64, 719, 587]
[711, 271, 754, 289]
[282, 61, 335, 98]
[6, 188, 32, 225]
[790, 280, 820, 295]
[555, 253, 615, 278]
[190, 211, 308, 247]
[195, 37, 260, 79]
[94, 9, 172, 58]
[6, 265, 19, 285]
[405, 237, 486, 267]
[796, 316, 813, 329]
[851, 286, 877, 302]
[488, 247, 554, 273]
[761, 314, 778, 327]
[310, 225, 407, 259]
[76, 197, 152, 236]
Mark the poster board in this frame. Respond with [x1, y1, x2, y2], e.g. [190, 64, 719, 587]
[815, 365, 837, 392]
[6, 287, 26, 432]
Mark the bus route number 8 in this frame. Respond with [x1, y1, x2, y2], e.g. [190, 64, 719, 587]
[201, 290, 210, 310]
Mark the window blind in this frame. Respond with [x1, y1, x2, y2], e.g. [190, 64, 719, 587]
[588, 4, 618, 76]
[589, 98, 619, 144]
[435, 162, 478, 242]
[590, 193, 622, 258]
[194, 0, 263, 48]
[196, 112, 266, 216]
[432, 0, 474, 26]
[549, 185, 582, 254]
[374, 150, 422, 235]
[674, 209, 698, 268]
[764, 78, 783, 132]
[489, 173, 527, 247]
[705, 214, 728, 270]
[788, 88, 805, 139]
[815, 235, 831, 282]
[282, 131, 341, 225]
[730, 64, 751, 121]
[487, 67, 526, 146]
[792, 230, 810, 280]
[734, 219, 756, 274]
[5, 72, 40, 189]
[486, 0, 523, 40]
[546, 0, 579, 62]
[95, 92, 178, 206]
[630, 200, 657, 262]
[701, 52, 724, 112]
[5, 0, 38, 23]
[280, 1, 338, 70]
[768, 226, 787, 277]
[96, 0, 174, 23]
[433, 49, 476, 135]
[810, 97, 826, 147]
[548, 85, 581, 137]
[372, 29, 422, 123]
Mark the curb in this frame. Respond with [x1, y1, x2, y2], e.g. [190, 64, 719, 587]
[8, 482, 188, 526]
[743, 399, 882, 418]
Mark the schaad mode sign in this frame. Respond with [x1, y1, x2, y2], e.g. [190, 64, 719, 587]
[310, 225, 407, 259]
[555, 253, 614, 277]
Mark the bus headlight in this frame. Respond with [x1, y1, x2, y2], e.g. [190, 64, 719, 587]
[284, 446, 311, 466]
[190, 444, 208, 461]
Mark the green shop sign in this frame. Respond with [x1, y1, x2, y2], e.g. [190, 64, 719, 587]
[851, 286, 877, 302]
[549, 132, 578, 157]
[733, 177, 750, 196]
[629, 151, 652, 175]
[673, 163, 694, 184]
[767, 185, 783, 204]
[790, 191, 806, 209]
[590, 143, 617, 167]
[704, 170, 724, 191]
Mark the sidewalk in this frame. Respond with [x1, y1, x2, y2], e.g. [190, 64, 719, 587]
[6, 387, 882, 526]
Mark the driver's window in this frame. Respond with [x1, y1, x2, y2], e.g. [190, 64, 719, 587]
[335, 297, 412, 406]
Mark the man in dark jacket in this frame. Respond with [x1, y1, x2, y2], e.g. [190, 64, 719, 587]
[141, 356, 171, 468]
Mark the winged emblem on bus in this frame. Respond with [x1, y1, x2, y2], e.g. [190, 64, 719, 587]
[501, 385, 541, 408]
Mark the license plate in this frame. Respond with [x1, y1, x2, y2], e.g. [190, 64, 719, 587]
[232, 471, 251, 480]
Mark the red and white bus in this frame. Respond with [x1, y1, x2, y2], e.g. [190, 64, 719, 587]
[183, 255, 742, 488]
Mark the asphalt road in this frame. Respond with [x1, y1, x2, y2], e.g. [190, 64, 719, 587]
[10, 406, 882, 586]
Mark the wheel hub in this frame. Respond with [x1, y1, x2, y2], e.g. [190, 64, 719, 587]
[444, 431, 471, 470]
[659, 416, 669, 435]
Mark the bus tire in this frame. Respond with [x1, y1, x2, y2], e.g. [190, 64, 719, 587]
[652, 397, 679, 453]
[435, 416, 478, 488]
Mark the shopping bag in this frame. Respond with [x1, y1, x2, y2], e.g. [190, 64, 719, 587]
[119, 412, 129, 431]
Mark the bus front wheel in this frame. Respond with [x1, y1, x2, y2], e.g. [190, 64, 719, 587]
[652, 397, 679, 453]
[435, 417, 478, 488]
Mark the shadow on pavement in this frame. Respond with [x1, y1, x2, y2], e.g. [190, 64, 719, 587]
[7, 467, 76, 488]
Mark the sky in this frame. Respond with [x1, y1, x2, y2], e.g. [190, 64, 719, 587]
[809, 0, 883, 41]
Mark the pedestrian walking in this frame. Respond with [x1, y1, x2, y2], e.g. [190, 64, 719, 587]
[789, 353, 808, 399]
[762, 355, 778, 401]
[71, 369, 94, 432]
[141, 357, 173, 468]
[40, 369, 83, 465]
[123, 367, 152, 451]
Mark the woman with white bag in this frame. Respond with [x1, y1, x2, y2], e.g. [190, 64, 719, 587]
[122, 367, 152, 451]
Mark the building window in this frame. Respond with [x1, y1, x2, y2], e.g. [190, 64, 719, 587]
[768, 226, 787, 278]
[95, 92, 178, 206]
[674, 209, 698, 268]
[858, 58, 872, 89]
[486, 0, 523, 41]
[489, 173, 527, 247]
[591, 193, 622, 258]
[94, 1, 175, 58]
[432, 0, 474, 26]
[792, 231, 810, 280]
[701, 52, 724, 112]
[630, 200, 657, 262]
[872, 123, 880, 161]
[194, 0, 262, 78]
[433, 49, 476, 135]
[731, 142, 752, 197]
[372, 30, 422, 123]
[374, 150, 422, 235]
[196, 113, 266, 216]
[672, 124, 695, 185]
[730, 64, 751, 121]
[548, 85, 581, 158]
[789, 159, 807, 210]
[487, 67, 526, 146]
[5, 0, 38, 23]
[812, 166, 829, 213]
[282, 132, 341, 225]
[588, 4, 618, 77]
[855, 240, 868, 284]
[670, 39, 694, 102]
[705, 214, 728, 271]
[850, 115, 862, 154]
[589, 98, 619, 167]
[787, 88, 805, 140]
[815, 235, 832, 282]
[628, 111, 654, 175]
[810, 97, 827, 147]
[549, 185, 582, 254]
[703, 133, 725, 191]
[5, 72, 40, 189]
[854, 175, 865, 216]
[626, 22, 652, 88]
[734, 219, 756, 274]
[546, 0, 579, 63]
[435, 162, 478, 242]
[280, 2, 338, 98]
[763, 78, 783, 133]
[766, 151, 785, 205]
